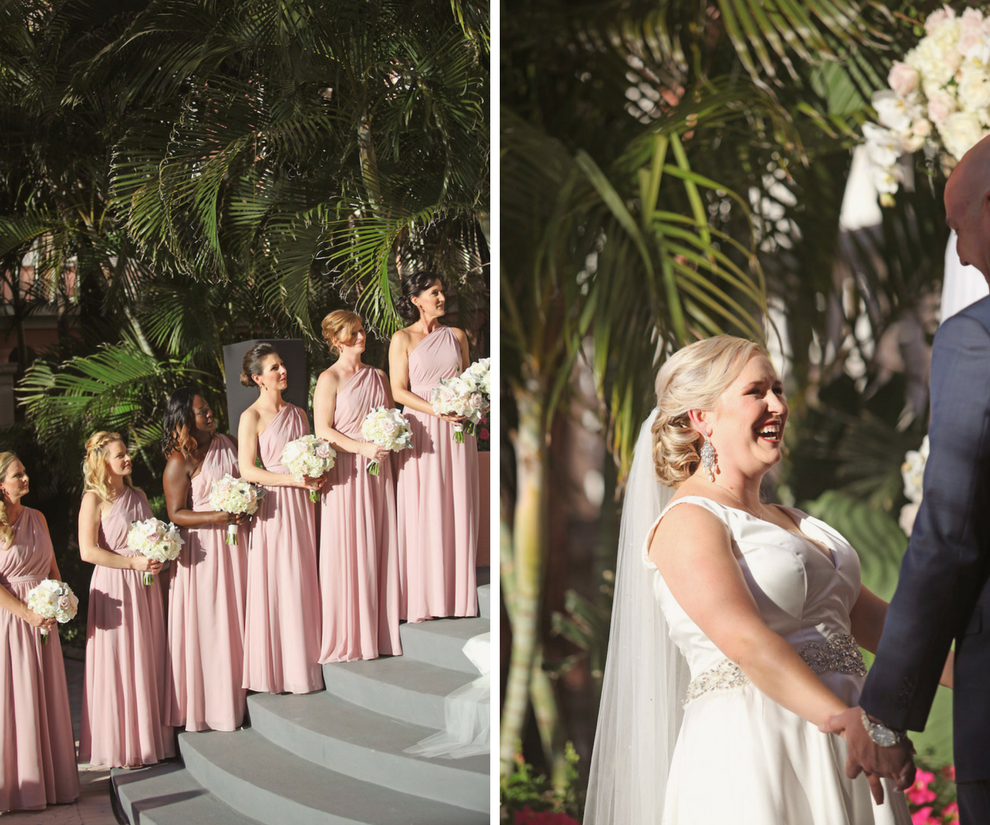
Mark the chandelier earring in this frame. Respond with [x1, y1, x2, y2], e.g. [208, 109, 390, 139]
[700, 432, 718, 482]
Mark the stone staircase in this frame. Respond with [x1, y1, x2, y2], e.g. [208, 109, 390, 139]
[112, 581, 491, 825]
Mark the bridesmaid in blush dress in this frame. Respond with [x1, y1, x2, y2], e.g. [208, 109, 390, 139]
[389, 271, 479, 623]
[314, 311, 402, 662]
[162, 388, 250, 731]
[0, 452, 79, 812]
[236, 343, 324, 694]
[78, 433, 174, 768]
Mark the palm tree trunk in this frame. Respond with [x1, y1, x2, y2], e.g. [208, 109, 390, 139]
[500, 380, 547, 775]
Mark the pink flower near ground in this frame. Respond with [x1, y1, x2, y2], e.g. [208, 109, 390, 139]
[480, 428, 490, 439]
[907, 769, 938, 805]
[942, 764, 956, 781]
[911, 807, 937, 825]
[514, 807, 581, 825]
[943, 801, 960, 821]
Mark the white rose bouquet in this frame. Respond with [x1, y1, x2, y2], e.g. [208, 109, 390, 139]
[127, 518, 184, 585]
[431, 376, 484, 443]
[862, 6, 990, 202]
[899, 435, 929, 535]
[25, 579, 79, 643]
[208, 473, 266, 544]
[458, 358, 492, 436]
[360, 407, 413, 475]
[281, 434, 336, 501]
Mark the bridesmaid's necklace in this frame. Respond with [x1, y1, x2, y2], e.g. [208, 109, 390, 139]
[714, 482, 764, 520]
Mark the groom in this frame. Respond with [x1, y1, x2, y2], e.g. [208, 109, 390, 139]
[824, 135, 990, 823]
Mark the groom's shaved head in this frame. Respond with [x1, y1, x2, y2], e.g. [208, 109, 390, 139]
[945, 134, 990, 280]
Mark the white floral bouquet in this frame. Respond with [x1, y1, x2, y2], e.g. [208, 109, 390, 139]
[360, 407, 413, 475]
[25, 579, 79, 643]
[431, 376, 485, 443]
[126, 518, 184, 585]
[281, 434, 336, 501]
[460, 357, 491, 399]
[863, 6, 990, 203]
[208, 473, 266, 544]
[900, 435, 929, 535]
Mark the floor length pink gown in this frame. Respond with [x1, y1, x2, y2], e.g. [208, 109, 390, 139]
[319, 367, 402, 663]
[166, 434, 248, 731]
[0, 508, 80, 811]
[395, 326, 479, 623]
[242, 403, 323, 694]
[79, 486, 174, 768]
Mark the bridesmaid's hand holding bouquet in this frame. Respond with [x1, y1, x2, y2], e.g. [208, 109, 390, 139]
[360, 407, 413, 475]
[25, 579, 79, 643]
[281, 435, 336, 501]
[127, 518, 184, 585]
[209, 473, 266, 544]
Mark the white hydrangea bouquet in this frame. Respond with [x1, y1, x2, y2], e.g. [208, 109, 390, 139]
[281, 434, 336, 501]
[208, 473, 266, 544]
[25, 579, 79, 643]
[863, 6, 990, 203]
[900, 435, 929, 535]
[360, 406, 413, 475]
[127, 518, 184, 585]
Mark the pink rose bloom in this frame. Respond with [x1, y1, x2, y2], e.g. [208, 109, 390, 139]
[889, 61, 920, 96]
[315, 443, 331, 459]
[380, 418, 397, 435]
[925, 6, 956, 35]
[57, 595, 71, 611]
[927, 90, 957, 128]
[907, 769, 938, 805]
[959, 8, 987, 54]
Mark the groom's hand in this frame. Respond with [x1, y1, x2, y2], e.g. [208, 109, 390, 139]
[820, 706, 916, 802]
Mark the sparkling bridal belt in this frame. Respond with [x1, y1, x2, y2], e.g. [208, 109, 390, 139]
[683, 633, 867, 706]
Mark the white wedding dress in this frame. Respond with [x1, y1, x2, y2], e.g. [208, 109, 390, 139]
[648, 496, 912, 825]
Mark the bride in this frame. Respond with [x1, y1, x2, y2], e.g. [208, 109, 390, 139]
[583, 335, 949, 824]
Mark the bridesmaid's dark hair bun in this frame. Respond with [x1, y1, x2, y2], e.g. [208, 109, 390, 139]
[397, 270, 446, 323]
[240, 343, 279, 388]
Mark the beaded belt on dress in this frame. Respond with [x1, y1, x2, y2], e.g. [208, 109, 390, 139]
[683, 633, 867, 706]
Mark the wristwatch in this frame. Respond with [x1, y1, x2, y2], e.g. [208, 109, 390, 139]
[860, 709, 907, 747]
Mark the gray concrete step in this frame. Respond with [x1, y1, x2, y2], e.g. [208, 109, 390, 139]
[113, 761, 264, 825]
[478, 583, 490, 619]
[247, 691, 487, 812]
[398, 615, 489, 674]
[321, 655, 476, 729]
[179, 727, 488, 825]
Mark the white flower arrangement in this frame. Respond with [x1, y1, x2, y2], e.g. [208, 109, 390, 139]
[25, 579, 79, 643]
[208, 473, 266, 544]
[431, 376, 485, 443]
[460, 357, 491, 399]
[899, 435, 929, 535]
[360, 407, 413, 475]
[281, 434, 336, 501]
[862, 6, 990, 202]
[126, 518, 184, 585]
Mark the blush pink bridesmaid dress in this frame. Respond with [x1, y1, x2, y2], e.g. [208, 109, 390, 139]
[79, 486, 174, 768]
[318, 367, 402, 663]
[242, 403, 323, 694]
[0, 507, 80, 812]
[395, 326, 479, 623]
[166, 433, 249, 731]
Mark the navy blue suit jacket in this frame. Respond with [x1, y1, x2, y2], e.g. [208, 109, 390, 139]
[860, 295, 990, 783]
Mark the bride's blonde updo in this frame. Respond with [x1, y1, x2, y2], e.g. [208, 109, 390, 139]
[83, 431, 133, 503]
[651, 335, 768, 486]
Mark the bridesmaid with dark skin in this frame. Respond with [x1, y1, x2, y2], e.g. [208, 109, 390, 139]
[162, 388, 251, 731]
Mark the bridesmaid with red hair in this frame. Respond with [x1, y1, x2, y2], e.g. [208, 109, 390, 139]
[314, 310, 401, 662]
